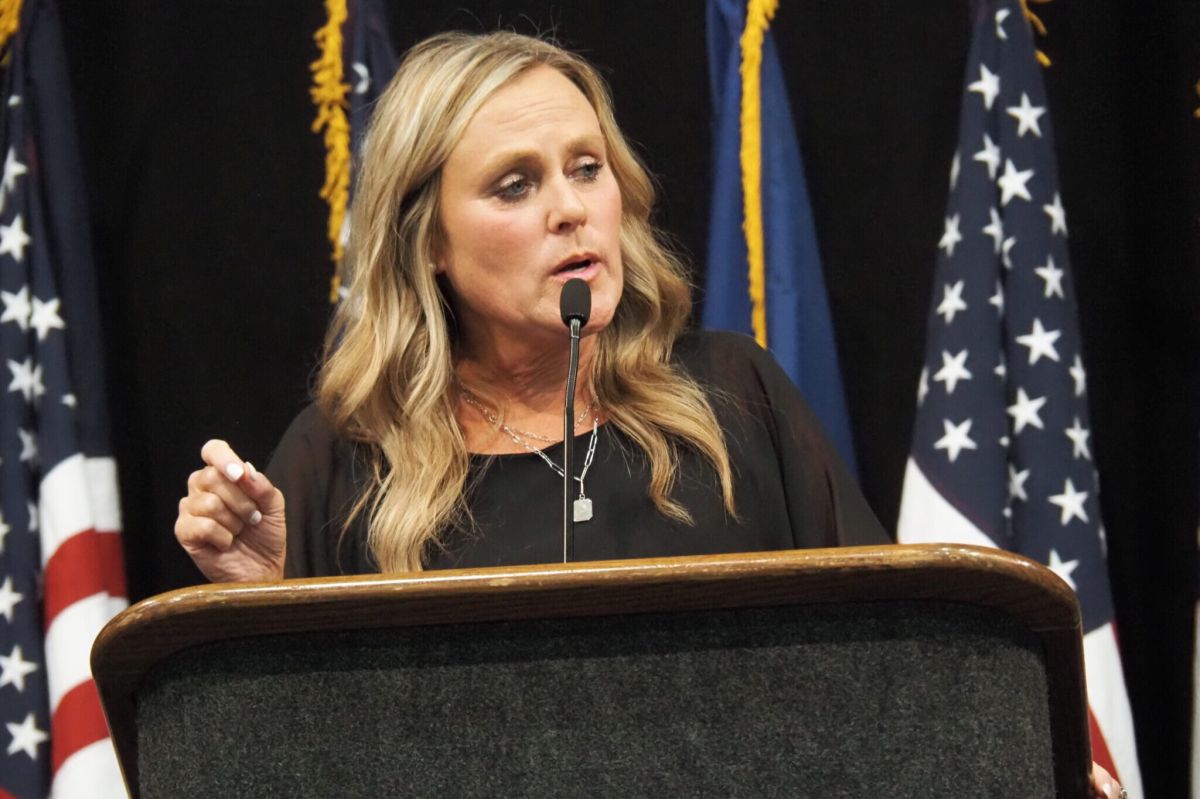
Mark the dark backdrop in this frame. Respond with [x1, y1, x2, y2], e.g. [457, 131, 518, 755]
[58, 1, 1200, 795]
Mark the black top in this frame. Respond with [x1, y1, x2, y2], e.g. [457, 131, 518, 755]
[268, 331, 888, 577]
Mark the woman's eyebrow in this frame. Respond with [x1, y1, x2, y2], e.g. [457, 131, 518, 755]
[479, 135, 607, 176]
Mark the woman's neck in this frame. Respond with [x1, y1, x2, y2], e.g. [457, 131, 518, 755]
[454, 335, 599, 452]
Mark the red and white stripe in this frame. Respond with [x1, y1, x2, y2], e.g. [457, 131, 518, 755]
[898, 458, 1144, 798]
[38, 454, 127, 798]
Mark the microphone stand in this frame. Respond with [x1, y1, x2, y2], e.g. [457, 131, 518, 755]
[559, 277, 590, 564]
[563, 317, 581, 563]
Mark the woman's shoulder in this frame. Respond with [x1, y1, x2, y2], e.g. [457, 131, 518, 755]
[278, 402, 338, 443]
[673, 329, 782, 391]
[269, 402, 357, 470]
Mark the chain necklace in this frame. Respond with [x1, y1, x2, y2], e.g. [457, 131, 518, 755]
[459, 390, 600, 522]
[459, 390, 594, 443]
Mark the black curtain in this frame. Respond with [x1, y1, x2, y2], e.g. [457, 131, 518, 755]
[60, 1, 1200, 795]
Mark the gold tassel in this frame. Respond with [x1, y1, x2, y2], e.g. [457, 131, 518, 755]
[1020, 0, 1053, 68]
[739, 0, 779, 349]
[310, 0, 350, 303]
[0, 0, 22, 54]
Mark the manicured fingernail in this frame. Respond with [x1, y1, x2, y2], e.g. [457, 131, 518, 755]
[245, 461, 258, 480]
[249, 510, 262, 526]
[1103, 782, 1113, 798]
[224, 462, 244, 481]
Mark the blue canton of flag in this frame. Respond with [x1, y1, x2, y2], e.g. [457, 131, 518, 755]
[0, 2, 126, 797]
[702, 0, 858, 474]
[896, 1, 1141, 794]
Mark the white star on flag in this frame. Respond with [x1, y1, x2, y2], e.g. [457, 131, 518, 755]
[0, 212, 31, 261]
[1015, 318, 1061, 364]
[1006, 92, 1046, 137]
[5, 712, 48, 760]
[1008, 462, 1030, 502]
[7, 356, 44, 402]
[0, 284, 30, 330]
[0, 576, 22, 622]
[17, 427, 36, 463]
[1, 146, 26, 192]
[29, 295, 65, 340]
[997, 158, 1035, 205]
[937, 280, 968, 324]
[351, 61, 371, 94]
[1043, 192, 1067, 235]
[1065, 417, 1092, 460]
[939, 213, 963, 257]
[967, 62, 1001, 109]
[1047, 549, 1080, 591]
[934, 417, 977, 462]
[1069, 355, 1087, 396]
[933, 349, 973, 394]
[994, 8, 1010, 40]
[988, 280, 1004, 314]
[1034, 255, 1065, 299]
[1001, 236, 1016, 269]
[982, 207, 1005, 253]
[1048, 477, 1090, 525]
[973, 132, 1001, 179]
[1006, 387, 1046, 433]
[0, 510, 9, 553]
[0, 644, 38, 692]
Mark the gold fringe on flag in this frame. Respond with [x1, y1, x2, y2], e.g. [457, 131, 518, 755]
[739, 0, 779, 349]
[1019, 0, 1053, 68]
[310, 0, 351, 302]
[0, 0, 22, 54]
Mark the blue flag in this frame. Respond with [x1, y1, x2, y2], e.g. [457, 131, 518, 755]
[703, 0, 857, 474]
[345, 0, 397, 174]
[335, 0, 397, 300]
[895, 0, 1141, 792]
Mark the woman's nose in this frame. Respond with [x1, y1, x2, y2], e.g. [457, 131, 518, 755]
[547, 179, 588, 233]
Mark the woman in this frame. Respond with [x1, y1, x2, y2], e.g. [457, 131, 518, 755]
[173, 30, 1124, 798]
[175, 30, 885, 581]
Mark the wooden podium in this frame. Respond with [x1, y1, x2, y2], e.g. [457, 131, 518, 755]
[92, 544, 1092, 797]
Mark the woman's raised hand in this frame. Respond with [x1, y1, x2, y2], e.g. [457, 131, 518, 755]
[174, 439, 287, 583]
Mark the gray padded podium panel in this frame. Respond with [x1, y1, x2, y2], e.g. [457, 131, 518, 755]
[136, 600, 1055, 798]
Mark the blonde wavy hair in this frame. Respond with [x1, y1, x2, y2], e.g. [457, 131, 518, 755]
[317, 30, 735, 571]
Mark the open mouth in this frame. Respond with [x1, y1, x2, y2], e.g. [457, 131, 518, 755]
[556, 258, 593, 274]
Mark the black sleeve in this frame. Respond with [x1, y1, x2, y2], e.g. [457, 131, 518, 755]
[691, 332, 891, 548]
[265, 404, 371, 577]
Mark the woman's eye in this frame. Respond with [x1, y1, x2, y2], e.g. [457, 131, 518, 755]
[496, 176, 531, 201]
[575, 161, 603, 182]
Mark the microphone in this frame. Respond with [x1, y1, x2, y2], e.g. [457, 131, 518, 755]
[559, 278, 591, 563]
[560, 277, 591, 326]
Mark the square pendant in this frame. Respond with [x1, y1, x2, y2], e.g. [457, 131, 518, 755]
[573, 497, 593, 522]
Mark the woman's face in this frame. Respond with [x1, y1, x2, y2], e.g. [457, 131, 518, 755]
[436, 65, 624, 358]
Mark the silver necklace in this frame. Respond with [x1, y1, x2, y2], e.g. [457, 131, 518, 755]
[459, 391, 593, 443]
[460, 391, 600, 522]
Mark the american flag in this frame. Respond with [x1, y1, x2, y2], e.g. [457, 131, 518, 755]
[895, 0, 1143, 795]
[0, 1, 127, 797]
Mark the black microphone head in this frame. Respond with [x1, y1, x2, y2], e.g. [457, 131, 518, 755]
[560, 278, 591, 326]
